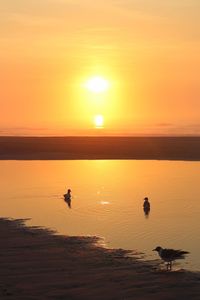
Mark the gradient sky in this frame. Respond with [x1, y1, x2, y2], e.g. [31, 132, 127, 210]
[1, 0, 200, 136]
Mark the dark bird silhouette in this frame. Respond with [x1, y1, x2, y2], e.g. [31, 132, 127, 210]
[143, 197, 150, 218]
[63, 189, 72, 209]
[153, 246, 189, 270]
[143, 197, 150, 209]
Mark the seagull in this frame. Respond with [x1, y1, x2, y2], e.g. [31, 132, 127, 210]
[153, 246, 189, 271]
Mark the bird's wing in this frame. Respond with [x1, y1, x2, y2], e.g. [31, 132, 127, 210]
[162, 249, 189, 260]
[174, 250, 190, 259]
[161, 249, 177, 259]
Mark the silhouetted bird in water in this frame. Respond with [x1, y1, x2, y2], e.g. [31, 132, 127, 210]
[64, 189, 72, 209]
[153, 246, 189, 270]
[143, 197, 150, 218]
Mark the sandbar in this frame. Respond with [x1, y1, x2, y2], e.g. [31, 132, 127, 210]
[1, 136, 200, 160]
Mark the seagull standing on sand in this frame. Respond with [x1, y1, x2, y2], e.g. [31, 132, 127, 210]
[153, 246, 189, 271]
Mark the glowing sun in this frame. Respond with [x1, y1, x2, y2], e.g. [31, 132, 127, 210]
[94, 115, 104, 128]
[85, 76, 109, 93]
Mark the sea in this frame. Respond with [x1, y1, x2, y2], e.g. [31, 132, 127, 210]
[1, 159, 200, 271]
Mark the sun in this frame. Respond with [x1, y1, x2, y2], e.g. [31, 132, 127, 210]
[94, 115, 104, 128]
[85, 76, 109, 93]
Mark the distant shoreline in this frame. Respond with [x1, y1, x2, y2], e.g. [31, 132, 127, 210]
[1, 136, 200, 160]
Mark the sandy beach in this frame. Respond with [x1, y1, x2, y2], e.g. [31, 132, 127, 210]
[0, 218, 200, 300]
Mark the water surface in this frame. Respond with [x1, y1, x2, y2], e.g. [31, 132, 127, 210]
[0, 160, 200, 270]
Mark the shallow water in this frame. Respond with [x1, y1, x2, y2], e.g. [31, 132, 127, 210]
[0, 160, 200, 271]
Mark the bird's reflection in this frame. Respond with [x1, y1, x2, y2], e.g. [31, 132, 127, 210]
[64, 197, 71, 209]
[143, 206, 150, 218]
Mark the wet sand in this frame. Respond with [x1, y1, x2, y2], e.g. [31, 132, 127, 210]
[1, 136, 200, 160]
[0, 218, 200, 300]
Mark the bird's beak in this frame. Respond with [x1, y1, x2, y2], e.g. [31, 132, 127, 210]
[152, 248, 156, 251]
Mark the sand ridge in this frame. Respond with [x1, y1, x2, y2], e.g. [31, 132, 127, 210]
[1, 136, 200, 160]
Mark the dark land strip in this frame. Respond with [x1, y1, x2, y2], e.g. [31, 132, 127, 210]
[1, 136, 200, 160]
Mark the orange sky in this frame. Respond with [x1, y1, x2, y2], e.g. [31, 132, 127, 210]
[0, 0, 200, 136]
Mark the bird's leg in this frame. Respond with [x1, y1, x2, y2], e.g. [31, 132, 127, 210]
[169, 261, 172, 271]
[166, 262, 170, 271]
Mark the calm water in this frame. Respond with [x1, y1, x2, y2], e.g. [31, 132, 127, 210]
[1, 160, 200, 271]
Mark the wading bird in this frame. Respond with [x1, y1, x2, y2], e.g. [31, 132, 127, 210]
[153, 246, 189, 271]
